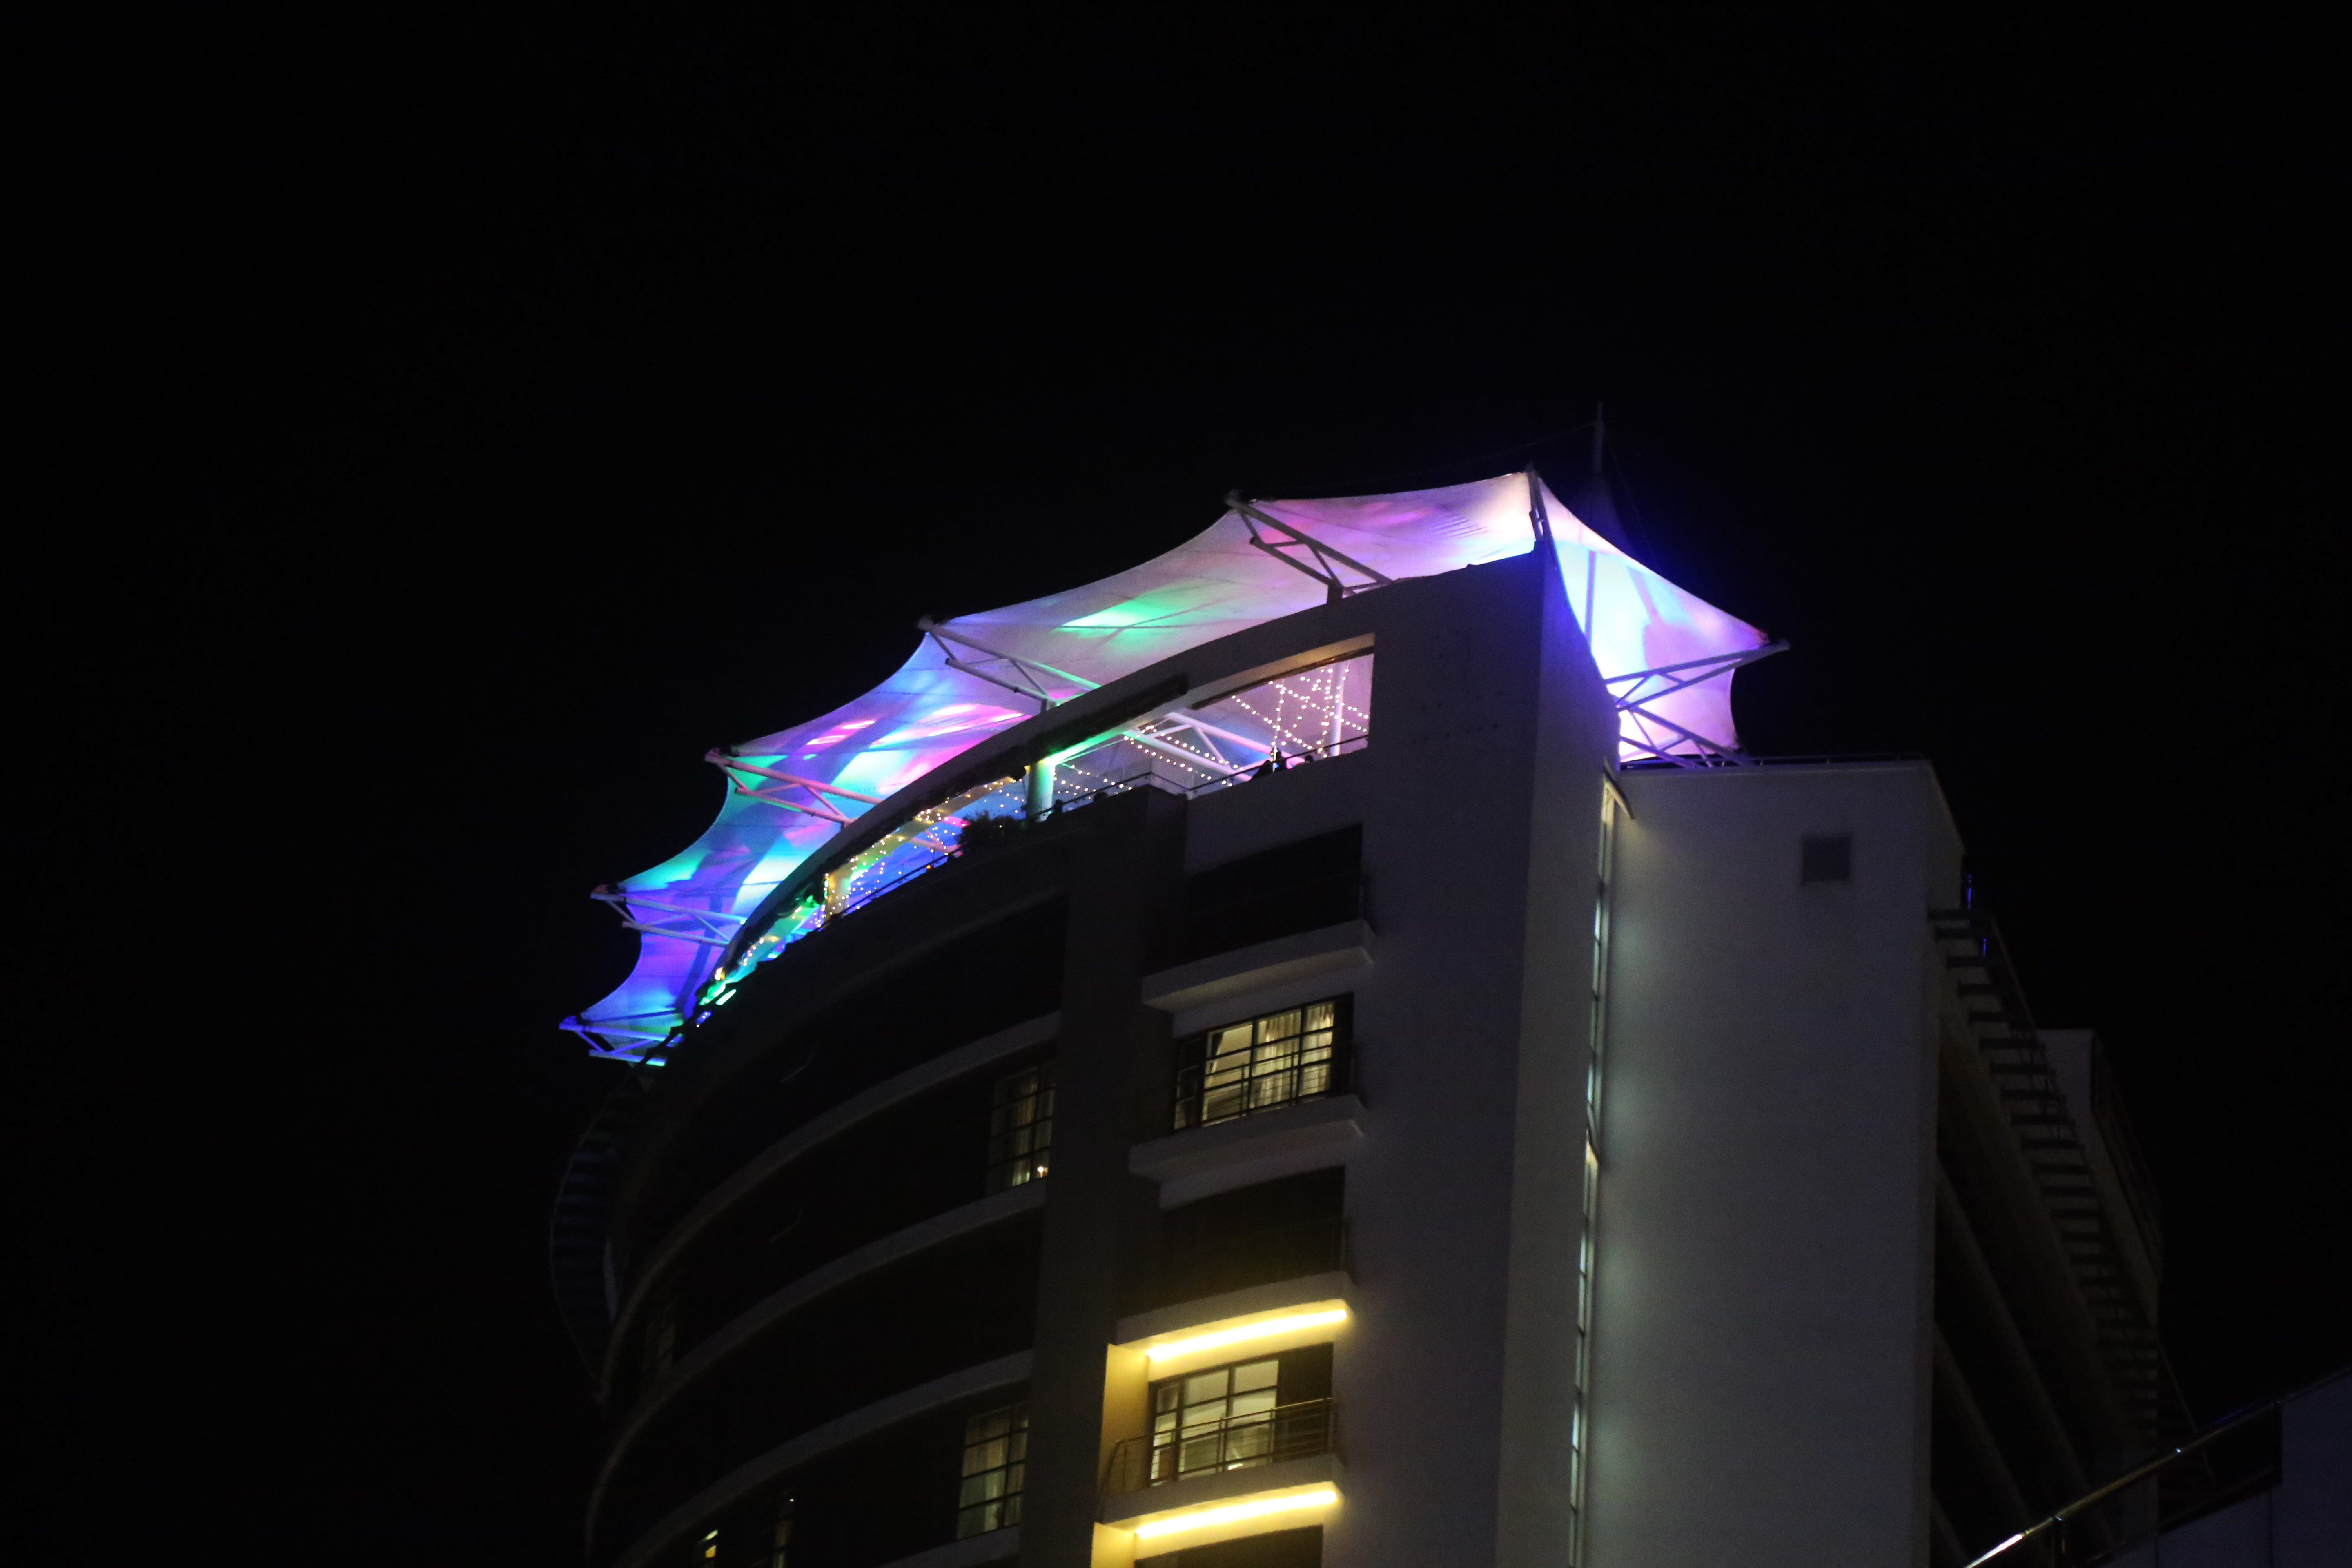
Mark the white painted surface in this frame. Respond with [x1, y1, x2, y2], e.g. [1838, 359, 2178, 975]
[1586, 762, 1961, 1567]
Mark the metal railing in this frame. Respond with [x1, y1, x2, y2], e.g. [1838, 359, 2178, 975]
[1965, 1365, 2348, 1567]
[822, 739, 1373, 930]
[690, 733, 1376, 1027]
[1173, 1040, 1348, 1131]
[1102, 1399, 1339, 1495]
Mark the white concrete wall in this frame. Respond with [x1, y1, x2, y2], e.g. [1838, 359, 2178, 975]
[1134, 570, 1987, 1567]
[1587, 762, 1962, 1567]
[1164, 552, 1619, 1568]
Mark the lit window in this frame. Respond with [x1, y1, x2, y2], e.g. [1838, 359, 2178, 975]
[1174, 999, 1346, 1131]
[1156, 1358, 1279, 1481]
[700, 1528, 719, 1561]
[985, 1064, 1055, 1192]
[1572, 784, 1619, 1567]
[1586, 782, 1619, 1134]
[956, 1401, 1029, 1538]
[1145, 1350, 1336, 1484]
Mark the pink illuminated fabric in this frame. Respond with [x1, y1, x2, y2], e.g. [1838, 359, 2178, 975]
[567, 473, 1763, 1057]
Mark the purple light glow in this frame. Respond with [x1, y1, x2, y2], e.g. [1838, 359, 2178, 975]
[566, 473, 1763, 1060]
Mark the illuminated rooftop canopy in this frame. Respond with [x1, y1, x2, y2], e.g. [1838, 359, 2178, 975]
[567, 472, 1769, 1060]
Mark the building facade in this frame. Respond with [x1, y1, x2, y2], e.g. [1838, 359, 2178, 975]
[552, 475, 2170, 1568]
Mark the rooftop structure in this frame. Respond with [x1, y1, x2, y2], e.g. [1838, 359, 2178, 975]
[550, 466, 2195, 1568]
[564, 474, 1775, 1065]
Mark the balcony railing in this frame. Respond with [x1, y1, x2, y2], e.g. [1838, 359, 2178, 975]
[1173, 1036, 1348, 1131]
[1102, 1399, 1339, 1496]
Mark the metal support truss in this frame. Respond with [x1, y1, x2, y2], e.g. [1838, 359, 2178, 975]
[561, 1009, 684, 1059]
[1226, 493, 1396, 604]
[706, 751, 965, 851]
[1606, 642, 1788, 768]
[1527, 470, 1553, 544]
[705, 751, 883, 825]
[1120, 725, 1254, 781]
[1131, 710, 1270, 769]
[917, 617, 1100, 712]
[590, 885, 747, 948]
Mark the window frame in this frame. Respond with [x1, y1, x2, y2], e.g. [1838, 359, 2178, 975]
[955, 1400, 1030, 1539]
[1172, 996, 1352, 1132]
[984, 1060, 1056, 1193]
[1143, 1348, 1336, 1487]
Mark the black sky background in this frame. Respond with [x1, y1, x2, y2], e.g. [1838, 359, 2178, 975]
[45, 12, 2345, 1566]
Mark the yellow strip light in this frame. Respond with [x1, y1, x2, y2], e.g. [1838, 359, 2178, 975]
[1132, 1488, 1339, 1540]
[1142, 1307, 1348, 1364]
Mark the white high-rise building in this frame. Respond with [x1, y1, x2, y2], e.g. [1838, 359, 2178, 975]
[551, 473, 2171, 1568]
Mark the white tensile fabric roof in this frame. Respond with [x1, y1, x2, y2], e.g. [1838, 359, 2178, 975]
[568, 472, 1765, 1059]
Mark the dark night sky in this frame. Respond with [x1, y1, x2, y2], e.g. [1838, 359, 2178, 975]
[46, 13, 2345, 1566]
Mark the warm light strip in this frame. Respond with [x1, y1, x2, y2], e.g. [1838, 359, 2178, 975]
[1142, 1307, 1348, 1363]
[1132, 1488, 1340, 1540]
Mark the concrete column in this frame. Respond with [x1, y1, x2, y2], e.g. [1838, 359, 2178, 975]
[1019, 788, 1184, 1568]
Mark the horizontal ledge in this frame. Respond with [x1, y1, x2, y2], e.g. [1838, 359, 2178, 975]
[609, 1012, 1059, 1378]
[600, 1186, 1046, 1504]
[611, 1352, 1033, 1568]
[1140, 921, 1372, 1013]
[1130, 1095, 1363, 1185]
[1115, 1272, 1356, 1350]
[1100, 1456, 1343, 1528]
[871, 1528, 1020, 1568]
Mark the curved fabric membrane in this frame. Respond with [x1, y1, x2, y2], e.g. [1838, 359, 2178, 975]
[705, 651, 1381, 1006]
[568, 473, 1764, 1060]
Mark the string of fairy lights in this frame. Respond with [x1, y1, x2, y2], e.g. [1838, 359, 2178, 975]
[1220, 659, 1371, 759]
[1073, 656, 1374, 788]
[698, 656, 1377, 1011]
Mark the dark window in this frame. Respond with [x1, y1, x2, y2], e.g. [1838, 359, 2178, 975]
[717, 1405, 983, 1568]
[985, 1063, 1055, 1192]
[956, 1401, 1029, 1538]
[1157, 1168, 1346, 1306]
[597, 1220, 1043, 1558]
[1800, 834, 1852, 884]
[644, 899, 1069, 1248]
[1180, 826, 1362, 962]
[1174, 998, 1349, 1131]
[666, 1059, 1040, 1365]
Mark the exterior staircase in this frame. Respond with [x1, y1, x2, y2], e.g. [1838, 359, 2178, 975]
[1930, 909, 2161, 1444]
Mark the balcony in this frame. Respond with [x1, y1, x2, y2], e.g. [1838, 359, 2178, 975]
[1098, 1287, 1349, 1546]
[1159, 1214, 1348, 1308]
[1104, 1398, 1339, 1495]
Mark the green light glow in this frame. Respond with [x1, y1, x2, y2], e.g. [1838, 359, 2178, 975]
[1043, 728, 1123, 767]
[1061, 599, 1170, 628]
